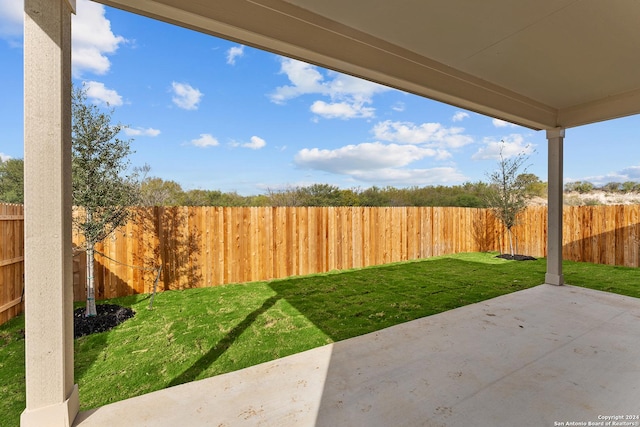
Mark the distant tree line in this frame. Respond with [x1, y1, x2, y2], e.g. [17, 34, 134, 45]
[137, 179, 532, 207]
[6, 156, 640, 207]
[0, 158, 547, 207]
[564, 180, 640, 194]
[0, 158, 23, 204]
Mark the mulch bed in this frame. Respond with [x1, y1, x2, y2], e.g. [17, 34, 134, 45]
[73, 304, 135, 338]
[495, 254, 537, 261]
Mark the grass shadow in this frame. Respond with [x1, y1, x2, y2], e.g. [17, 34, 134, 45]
[267, 255, 547, 342]
[166, 295, 280, 387]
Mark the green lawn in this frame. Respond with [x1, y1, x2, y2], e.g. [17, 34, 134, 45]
[2, 252, 639, 427]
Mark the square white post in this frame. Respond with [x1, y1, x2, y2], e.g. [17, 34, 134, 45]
[21, 0, 78, 426]
[545, 128, 565, 286]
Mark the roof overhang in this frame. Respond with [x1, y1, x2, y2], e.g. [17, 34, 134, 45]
[96, 0, 640, 131]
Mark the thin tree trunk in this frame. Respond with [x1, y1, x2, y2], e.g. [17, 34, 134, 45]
[85, 208, 97, 316]
[507, 228, 515, 256]
[85, 244, 97, 316]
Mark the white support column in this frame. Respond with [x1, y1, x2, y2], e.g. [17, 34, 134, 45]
[21, 1, 78, 426]
[545, 128, 565, 286]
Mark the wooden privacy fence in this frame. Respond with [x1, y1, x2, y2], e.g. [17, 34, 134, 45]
[71, 205, 640, 302]
[72, 206, 506, 302]
[0, 204, 24, 324]
[2, 203, 640, 323]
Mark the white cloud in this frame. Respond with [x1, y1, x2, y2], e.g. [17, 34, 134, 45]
[190, 134, 219, 148]
[226, 45, 244, 65]
[269, 57, 389, 120]
[392, 102, 405, 112]
[0, 152, 12, 161]
[294, 141, 466, 185]
[576, 165, 640, 186]
[72, 0, 126, 77]
[310, 101, 375, 119]
[618, 166, 640, 180]
[293, 118, 472, 186]
[0, 0, 22, 40]
[270, 59, 326, 104]
[294, 142, 438, 174]
[372, 120, 473, 148]
[492, 118, 517, 128]
[171, 82, 203, 110]
[1, 0, 126, 66]
[326, 71, 389, 103]
[124, 127, 161, 137]
[84, 81, 123, 106]
[472, 134, 535, 160]
[244, 136, 266, 150]
[350, 167, 467, 185]
[452, 111, 469, 122]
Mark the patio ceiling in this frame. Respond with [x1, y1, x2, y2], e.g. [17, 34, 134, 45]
[97, 0, 640, 130]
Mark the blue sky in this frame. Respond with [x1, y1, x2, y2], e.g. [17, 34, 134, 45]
[2, 0, 640, 196]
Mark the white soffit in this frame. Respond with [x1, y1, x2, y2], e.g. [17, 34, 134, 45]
[97, 0, 640, 130]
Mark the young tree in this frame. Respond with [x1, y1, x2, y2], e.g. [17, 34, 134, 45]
[72, 86, 139, 316]
[485, 143, 532, 256]
[0, 158, 24, 203]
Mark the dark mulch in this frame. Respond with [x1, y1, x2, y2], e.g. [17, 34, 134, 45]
[74, 304, 135, 338]
[495, 253, 537, 261]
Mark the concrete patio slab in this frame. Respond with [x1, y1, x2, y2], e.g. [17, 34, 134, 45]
[73, 284, 640, 427]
